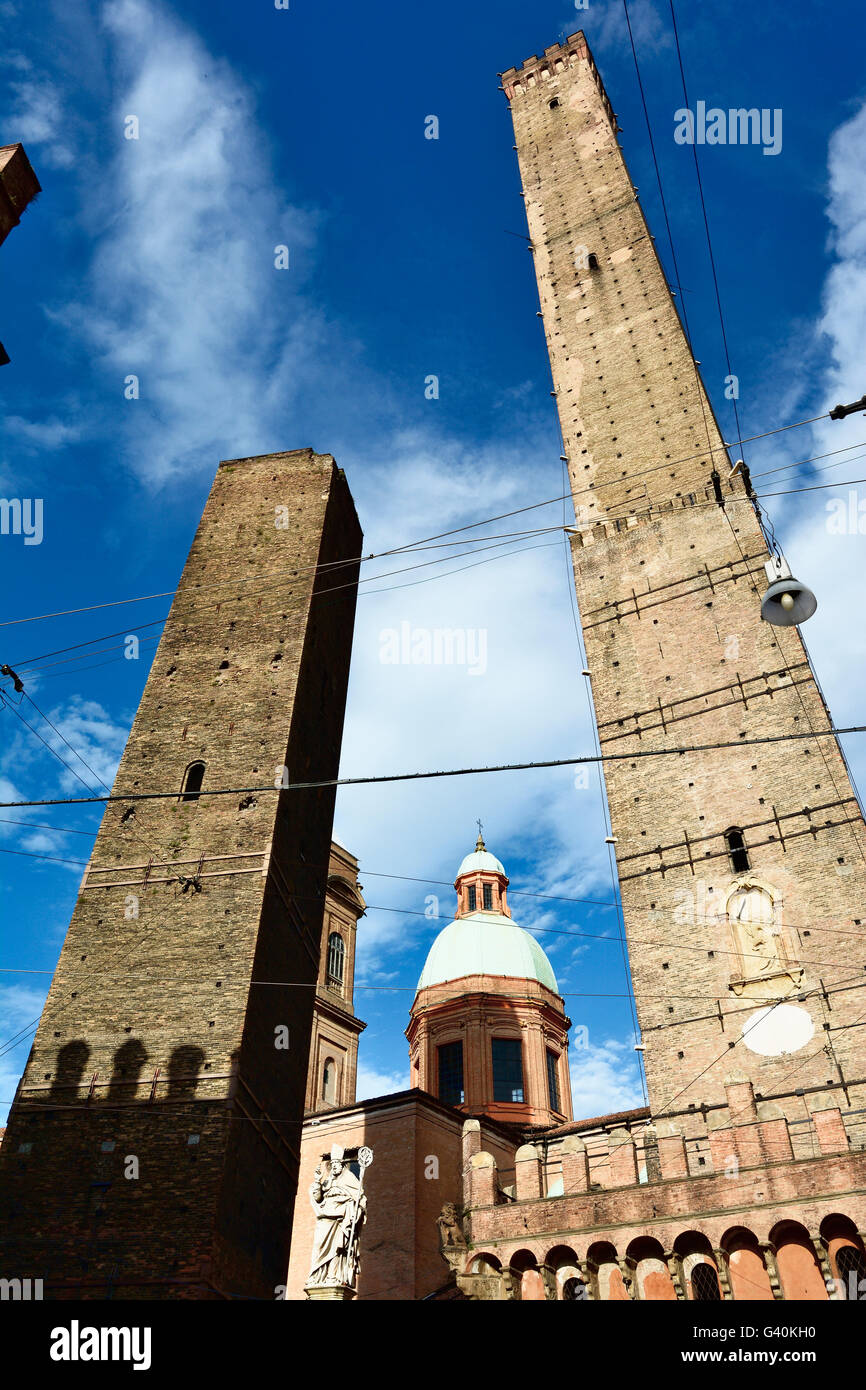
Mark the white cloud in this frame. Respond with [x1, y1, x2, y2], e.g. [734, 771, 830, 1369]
[3, 71, 75, 168]
[569, 1037, 645, 1119]
[25, 0, 321, 486]
[4, 416, 83, 449]
[42, 696, 128, 794]
[579, 0, 672, 56]
[767, 97, 866, 786]
[355, 1060, 407, 1103]
[333, 430, 609, 982]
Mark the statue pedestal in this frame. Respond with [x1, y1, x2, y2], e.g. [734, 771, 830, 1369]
[304, 1283, 356, 1301]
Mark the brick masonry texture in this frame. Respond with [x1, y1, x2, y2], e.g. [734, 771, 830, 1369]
[504, 32, 866, 1140]
[0, 448, 361, 1299]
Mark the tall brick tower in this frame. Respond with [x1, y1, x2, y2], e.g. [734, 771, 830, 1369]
[503, 33, 866, 1151]
[0, 448, 361, 1298]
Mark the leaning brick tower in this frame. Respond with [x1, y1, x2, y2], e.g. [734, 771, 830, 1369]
[502, 33, 866, 1151]
[0, 448, 361, 1298]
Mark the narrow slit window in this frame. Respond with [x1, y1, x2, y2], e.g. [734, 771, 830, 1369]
[724, 827, 750, 873]
[180, 761, 205, 802]
[483, 883, 493, 911]
[467, 886, 477, 912]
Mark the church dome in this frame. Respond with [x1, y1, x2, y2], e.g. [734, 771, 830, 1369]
[456, 847, 506, 877]
[417, 911, 558, 993]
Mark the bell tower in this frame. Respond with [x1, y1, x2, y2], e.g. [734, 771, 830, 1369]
[305, 840, 366, 1114]
[408, 835, 572, 1129]
[503, 32, 866, 1146]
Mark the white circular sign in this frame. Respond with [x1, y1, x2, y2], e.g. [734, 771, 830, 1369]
[741, 1004, 815, 1057]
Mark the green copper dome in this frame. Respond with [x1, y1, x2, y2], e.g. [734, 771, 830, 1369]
[455, 847, 506, 877]
[417, 910, 559, 993]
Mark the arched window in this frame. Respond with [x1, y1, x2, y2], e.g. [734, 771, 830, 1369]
[322, 1058, 337, 1104]
[691, 1262, 722, 1300]
[725, 827, 750, 873]
[180, 761, 205, 802]
[327, 932, 345, 988]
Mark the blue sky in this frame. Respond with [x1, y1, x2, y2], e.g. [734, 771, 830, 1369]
[2, 0, 865, 1121]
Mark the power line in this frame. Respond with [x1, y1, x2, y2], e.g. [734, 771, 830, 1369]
[3, 723, 866, 809]
[0, 818, 99, 835]
[3, 831, 866, 941]
[751, 439, 866, 479]
[3, 964, 861, 1003]
[0, 410, 842, 638]
[0, 846, 88, 866]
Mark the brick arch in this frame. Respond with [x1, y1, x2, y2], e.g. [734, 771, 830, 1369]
[819, 1214, 866, 1299]
[586, 1240, 628, 1301]
[674, 1231, 722, 1301]
[627, 1236, 677, 1301]
[545, 1243, 579, 1270]
[720, 1225, 774, 1301]
[497, 1240, 545, 1269]
[465, 1251, 501, 1275]
[770, 1220, 828, 1301]
[509, 1247, 545, 1302]
[508, 1247, 538, 1272]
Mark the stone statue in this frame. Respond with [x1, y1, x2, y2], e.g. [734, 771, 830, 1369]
[437, 1202, 466, 1249]
[306, 1144, 371, 1292]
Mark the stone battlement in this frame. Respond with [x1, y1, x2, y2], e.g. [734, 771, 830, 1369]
[500, 32, 615, 129]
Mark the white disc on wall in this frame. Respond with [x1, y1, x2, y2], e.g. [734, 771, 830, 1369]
[741, 1003, 815, 1057]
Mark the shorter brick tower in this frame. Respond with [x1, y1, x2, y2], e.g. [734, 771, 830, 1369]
[0, 143, 41, 364]
[305, 840, 366, 1114]
[407, 836, 572, 1128]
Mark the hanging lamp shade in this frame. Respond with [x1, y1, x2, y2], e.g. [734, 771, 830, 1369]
[760, 556, 817, 627]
